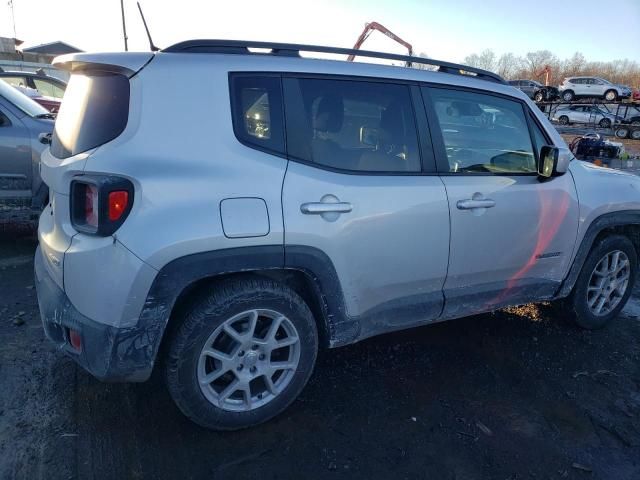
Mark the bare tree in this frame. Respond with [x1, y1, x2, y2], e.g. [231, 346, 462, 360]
[460, 48, 640, 87]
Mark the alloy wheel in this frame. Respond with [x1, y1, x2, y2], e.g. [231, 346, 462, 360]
[586, 250, 630, 316]
[197, 309, 301, 412]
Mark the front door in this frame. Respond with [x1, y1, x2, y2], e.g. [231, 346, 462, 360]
[0, 102, 32, 201]
[422, 86, 579, 318]
[282, 76, 450, 338]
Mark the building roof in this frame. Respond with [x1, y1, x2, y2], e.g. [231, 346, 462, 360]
[22, 41, 83, 55]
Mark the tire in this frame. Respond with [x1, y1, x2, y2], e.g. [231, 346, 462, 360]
[563, 235, 637, 329]
[631, 120, 640, 127]
[604, 90, 617, 101]
[599, 118, 612, 128]
[534, 91, 544, 102]
[615, 127, 630, 139]
[558, 115, 570, 125]
[632, 129, 640, 140]
[562, 90, 574, 102]
[165, 276, 319, 430]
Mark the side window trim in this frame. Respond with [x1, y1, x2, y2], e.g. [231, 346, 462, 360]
[421, 84, 541, 176]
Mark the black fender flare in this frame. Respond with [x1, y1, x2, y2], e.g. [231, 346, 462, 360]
[137, 245, 354, 376]
[556, 211, 640, 298]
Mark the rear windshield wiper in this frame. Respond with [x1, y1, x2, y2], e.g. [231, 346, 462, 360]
[35, 113, 56, 119]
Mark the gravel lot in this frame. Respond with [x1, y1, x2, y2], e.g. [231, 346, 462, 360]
[1, 231, 639, 480]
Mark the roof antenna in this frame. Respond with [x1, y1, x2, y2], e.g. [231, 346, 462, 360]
[137, 2, 159, 52]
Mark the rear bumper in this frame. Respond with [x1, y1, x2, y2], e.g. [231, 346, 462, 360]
[35, 245, 154, 382]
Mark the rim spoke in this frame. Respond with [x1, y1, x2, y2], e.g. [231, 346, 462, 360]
[217, 379, 240, 406]
[594, 294, 607, 314]
[588, 291, 601, 308]
[223, 324, 244, 343]
[246, 310, 259, 339]
[265, 316, 285, 342]
[609, 252, 620, 273]
[202, 348, 232, 362]
[242, 384, 252, 410]
[275, 335, 299, 348]
[264, 374, 279, 395]
[270, 361, 296, 372]
[199, 368, 229, 385]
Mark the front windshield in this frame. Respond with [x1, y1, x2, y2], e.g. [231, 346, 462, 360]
[0, 80, 49, 117]
[598, 78, 612, 85]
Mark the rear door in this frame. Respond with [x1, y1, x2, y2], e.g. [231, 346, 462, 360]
[422, 86, 579, 317]
[282, 76, 450, 337]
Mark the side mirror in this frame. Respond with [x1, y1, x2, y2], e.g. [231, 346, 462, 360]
[39, 132, 52, 145]
[359, 127, 380, 147]
[538, 145, 571, 179]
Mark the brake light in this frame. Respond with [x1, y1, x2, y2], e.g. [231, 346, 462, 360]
[70, 176, 134, 236]
[108, 191, 129, 221]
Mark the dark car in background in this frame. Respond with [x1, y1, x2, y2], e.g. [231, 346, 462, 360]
[0, 80, 54, 219]
[508, 79, 559, 102]
[0, 68, 67, 113]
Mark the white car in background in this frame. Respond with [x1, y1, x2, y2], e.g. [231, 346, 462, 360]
[552, 105, 623, 128]
[558, 77, 632, 102]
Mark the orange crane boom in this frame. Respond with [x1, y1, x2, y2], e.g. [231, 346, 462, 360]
[347, 21, 413, 66]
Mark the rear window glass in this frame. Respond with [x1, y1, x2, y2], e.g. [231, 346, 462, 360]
[51, 73, 129, 159]
[230, 75, 285, 155]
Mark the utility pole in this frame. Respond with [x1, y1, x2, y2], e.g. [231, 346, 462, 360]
[8, 0, 17, 39]
[120, 0, 128, 51]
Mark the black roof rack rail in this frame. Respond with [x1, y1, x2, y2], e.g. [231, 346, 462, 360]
[162, 39, 507, 84]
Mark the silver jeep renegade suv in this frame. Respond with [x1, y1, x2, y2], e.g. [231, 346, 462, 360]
[35, 40, 640, 430]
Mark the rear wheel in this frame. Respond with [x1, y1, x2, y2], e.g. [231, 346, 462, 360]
[562, 235, 636, 329]
[558, 115, 570, 125]
[615, 127, 630, 139]
[165, 277, 318, 430]
[562, 90, 574, 102]
[632, 129, 640, 140]
[604, 90, 617, 101]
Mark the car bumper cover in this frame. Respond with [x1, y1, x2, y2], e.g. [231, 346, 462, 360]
[34, 245, 154, 382]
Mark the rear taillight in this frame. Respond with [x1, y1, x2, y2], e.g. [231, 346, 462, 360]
[71, 176, 134, 236]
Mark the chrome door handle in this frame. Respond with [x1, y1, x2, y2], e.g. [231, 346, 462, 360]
[456, 199, 496, 210]
[300, 202, 352, 214]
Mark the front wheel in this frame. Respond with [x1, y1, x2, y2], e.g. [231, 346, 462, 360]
[599, 118, 612, 128]
[615, 127, 630, 139]
[563, 235, 636, 329]
[165, 277, 318, 430]
[558, 115, 570, 125]
[604, 90, 617, 101]
[534, 91, 544, 102]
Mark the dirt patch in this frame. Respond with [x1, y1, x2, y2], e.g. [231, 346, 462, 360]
[1, 239, 639, 479]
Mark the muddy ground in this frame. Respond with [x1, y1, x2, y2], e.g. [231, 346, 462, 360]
[1, 231, 639, 480]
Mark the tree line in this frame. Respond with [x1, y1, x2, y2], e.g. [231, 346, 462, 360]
[457, 50, 639, 88]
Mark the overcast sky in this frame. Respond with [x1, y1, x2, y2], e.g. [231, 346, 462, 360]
[2, 0, 639, 62]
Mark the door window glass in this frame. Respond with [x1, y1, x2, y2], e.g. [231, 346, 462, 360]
[284, 78, 420, 172]
[429, 88, 537, 174]
[33, 79, 65, 98]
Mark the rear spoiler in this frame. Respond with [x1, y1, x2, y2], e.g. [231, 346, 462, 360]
[53, 52, 154, 78]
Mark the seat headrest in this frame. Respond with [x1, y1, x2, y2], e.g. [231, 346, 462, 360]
[313, 95, 344, 133]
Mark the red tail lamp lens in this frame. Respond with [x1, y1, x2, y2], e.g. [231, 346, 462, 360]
[68, 329, 82, 352]
[108, 190, 129, 221]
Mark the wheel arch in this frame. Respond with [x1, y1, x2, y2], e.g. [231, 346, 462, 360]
[556, 211, 640, 298]
[143, 245, 355, 377]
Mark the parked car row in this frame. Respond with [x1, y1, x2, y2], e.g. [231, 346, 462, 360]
[0, 68, 66, 113]
[510, 76, 635, 103]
